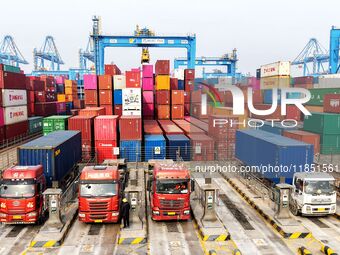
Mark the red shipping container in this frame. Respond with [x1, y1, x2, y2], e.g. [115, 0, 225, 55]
[119, 116, 142, 140]
[185, 79, 194, 91]
[82, 140, 93, 160]
[156, 105, 170, 120]
[68, 115, 95, 141]
[143, 91, 154, 104]
[184, 103, 190, 116]
[71, 109, 79, 116]
[28, 91, 35, 103]
[26, 77, 44, 91]
[323, 94, 340, 113]
[101, 105, 113, 115]
[74, 99, 85, 109]
[114, 105, 122, 116]
[294, 76, 313, 85]
[172, 119, 205, 135]
[105, 64, 121, 76]
[35, 91, 56, 102]
[184, 69, 195, 80]
[27, 103, 34, 117]
[99, 90, 113, 105]
[250, 104, 284, 120]
[171, 105, 184, 119]
[170, 78, 178, 90]
[285, 105, 301, 121]
[79, 107, 106, 117]
[95, 140, 118, 163]
[184, 91, 190, 103]
[156, 90, 170, 104]
[85, 90, 98, 105]
[143, 103, 154, 117]
[283, 130, 320, 154]
[208, 115, 238, 139]
[158, 120, 183, 134]
[98, 75, 113, 90]
[34, 102, 57, 116]
[94, 115, 118, 141]
[0, 71, 26, 89]
[39, 76, 55, 87]
[126, 71, 141, 88]
[0, 126, 5, 142]
[155, 60, 170, 75]
[188, 134, 214, 161]
[171, 90, 184, 105]
[144, 120, 163, 134]
[5, 120, 28, 140]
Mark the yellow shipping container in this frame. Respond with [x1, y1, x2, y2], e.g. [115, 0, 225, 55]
[212, 106, 248, 129]
[65, 87, 77, 95]
[260, 76, 290, 90]
[305, 105, 323, 113]
[65, 80, 75, 88]
[155, 75, 170, 90]
[57, 94, 66, 102]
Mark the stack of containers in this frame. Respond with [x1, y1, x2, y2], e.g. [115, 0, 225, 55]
[65, 80, 78, 103]
[119, 116, 142, 162]
[84, 74, 98, 107]
[208, 115, 238, 160]
[98, 75, 113, 115]
[94, 116, 118, 163]
[56, 76, 65, 101]
[0, 66, 28, 140]
[26, 76, 44, 117]
[171, 90, 184, 119]
[155, 60, 170, 119]
[144, 120, 166, 161]
[122, 70, 141, 116]
[34, 76, 57, 116]
[303, 112, 340, 154]
[142, 65, 154, 119]
[113, 74, 125, 116]
[173, 69, 185, 90]
[185, 69, 195, 117]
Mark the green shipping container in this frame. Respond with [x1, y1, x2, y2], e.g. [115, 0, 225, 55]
[303, 112, 340, 135]
[306, 88, 340, 106]
[320, 134, 340, 154]
[43, 116, 71, 135]
[2, 64, 21, 73]
[28, 117, 43, 135]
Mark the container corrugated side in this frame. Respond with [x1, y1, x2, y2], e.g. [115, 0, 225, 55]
[166, 134, 190, 161]
[303, 112, 340, 135]
[28, 116, 43, 134]
[144, 135, 166, 161]
[120, 140, 141, 162]
[259, 121, 297, 135]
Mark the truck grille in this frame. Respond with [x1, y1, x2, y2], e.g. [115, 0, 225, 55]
[89, 202, 109, 211]
[90, 214, 107, 220]
[160, 199, 184, 209]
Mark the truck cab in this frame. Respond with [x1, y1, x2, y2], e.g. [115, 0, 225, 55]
[0, 165, 46, 224]
[290, 172, 337, 216]
[148, 163, 192, 221]
[78, 165, 124, 223]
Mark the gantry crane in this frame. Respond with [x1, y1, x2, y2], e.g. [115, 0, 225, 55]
[33, 36, 64, 71]
[0, 35, 28, 67]
[79, 37, 95, 70]
[134, 25, 155, 64]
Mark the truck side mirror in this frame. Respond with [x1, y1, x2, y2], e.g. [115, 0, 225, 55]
[191, 179, 195, 192]
[147, 180, 152, 192]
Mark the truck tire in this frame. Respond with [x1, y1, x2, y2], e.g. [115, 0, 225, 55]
[290, 201, 300, 216]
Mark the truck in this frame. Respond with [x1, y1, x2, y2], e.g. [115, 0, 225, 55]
[147, 162, 192, 221]
[78, 165, 126, 223]
[290, 172, 337, 216]
[0, 165, 47, 224]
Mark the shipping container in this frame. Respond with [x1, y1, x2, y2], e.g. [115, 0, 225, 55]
[142, 64, 153, 78]
[0, 89, 27, 107]
[119, 116, 142, 140]
[158, 120, 184, 134]
[95, 140, 118, 163]
[114, 89, 123, 105]
[18, 131, 82, 187]
[28, 116, 43, 135]
[260, 61, 290, 78]
[171, 105, 184, 119]
[99, 90, 113, 105]
[184, 116, 208, 133]
[98, 75, 113, 90]
[142, 91, 154, 104]
[126, 70, 141, 88]
[170, 78, 178, 90]
[144, 134, 166, 161]
[5, 120, 28, 140]
[84, 90, 98, 105]
[0, 64, 21, 73]
[235, 129, 313, 184]
[143, 103, 154, 117]
[0, 126, 4, 142]
[323, 94, 340, 113]
[171, 90, 184, 105]
[79, 107, 105, 117]
[68, 115, 95, 141]
[34, 102, 57, 117]
[114, 105, 122, 116]
[120, 140, 141, 162]
[173, 69, 185, 80]
[142, 77, 153, 90]
[122, 88, 141, 112]
[178, 80, 185, 90]
[184, 69, 195, 80]
[303, 112, 340, 135]
[208, 115, 238, 140]
[144, 120, 163, 134]
[283, 130, 320, 154]
[100, 105, 112, 115]
[184, 79, 194, 91]
[56, 102, 66, 114]
[43, 115, 71, 135]
[94, 115, 118, 141]
[74, 99, 85, 109]
[155, 75, 170, 90]
[307, 88, 340, 106]
[83, 74, 97, 90]
[155, 60, 170, 75]
[315, 74, 340, 88]
[156, 90, 170, 104]
[0, 71, 26, 89]
[0, 105, 28, 126]
[187, 134, 214, 161]
[172, 119, 205, 135]
[263, 90, 301, 104]
[259, 121, 297, 135]
[319, 134, 340, 154]
[260, 76, 290, 89]
[113, 75, 126, 90]
[166, 134, 190, 161]
[105, 64, 121, 76]
[156, 105, 170, 119]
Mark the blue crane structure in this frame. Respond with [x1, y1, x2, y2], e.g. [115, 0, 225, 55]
[33, 36, 64, 71]
[0, 35, 28, 66]
[90, 16, 196, 75]
[173, 49, 238, 78]
[79, 37, 95, 70]
[292, 26, 340, 75]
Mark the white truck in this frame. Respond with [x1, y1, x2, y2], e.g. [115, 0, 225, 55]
[290, 172, 337, 216]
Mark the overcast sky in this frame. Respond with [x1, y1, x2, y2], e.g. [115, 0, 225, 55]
[0, 0, 338, 76]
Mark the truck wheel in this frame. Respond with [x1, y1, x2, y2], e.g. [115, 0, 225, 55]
[290, 202, 299, 216]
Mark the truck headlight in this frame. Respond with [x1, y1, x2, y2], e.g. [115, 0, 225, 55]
[79, 213, 85, 218]
[183, 210, 190, 215]
[27, 211, 37, 217]
[0, 203, 6, 209]
[27, 202, 34, 208]
[0, 213, 7, 217]
[331, 205, 336, 211]
[112, 212, 119, 217]
[306, 206, 311, 213]
[152, 210, 160, 215]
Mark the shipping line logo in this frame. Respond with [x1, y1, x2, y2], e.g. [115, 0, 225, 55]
[9, 111, 25, 119]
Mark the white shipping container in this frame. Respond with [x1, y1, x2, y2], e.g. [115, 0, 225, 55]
[1, 89, 27, 107]
[122, 110, 142, 116]
[113, 75, 126, 90]
[173, 69, 185, 80]
[122, 88, 141, 112]
[315, 74, 340, 88]
[260, 61, 290, 78]
[260, 76, 291, 89]
[0, 105, 28, 125]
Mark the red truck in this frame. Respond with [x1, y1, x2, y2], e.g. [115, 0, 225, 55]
[147, 163, 192, 221]
[0, 165, 47, 224]
[78, 165, 125, 223]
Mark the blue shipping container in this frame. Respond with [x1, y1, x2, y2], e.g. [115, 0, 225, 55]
[120, 140, 141, 162]
[259, 121, 297, 135]
[263, 90, 301, 104]
[235, 129, 314, 184]
[144, 135, 166, 161]
[114, 90, 123, 105]
[166, 134, 190, 161]
[178, 80, 185, 90]
[18, 131, 82, 188]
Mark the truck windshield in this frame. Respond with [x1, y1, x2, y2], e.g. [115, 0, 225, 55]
[156, 180, 188, 194]
[0, 184, 35, 198]
[80, 183, 117, 197]
[304, 180, 335, 195]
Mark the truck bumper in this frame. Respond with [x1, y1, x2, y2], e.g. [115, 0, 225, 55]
[151, 208, 191, 221]
[78, 211, 119, 223]
[301, 204, 336, 216]
[0, 212, 37, 224]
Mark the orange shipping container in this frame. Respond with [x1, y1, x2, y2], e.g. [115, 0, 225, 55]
[65, 80, 76, 88]
[171, 105, 184, 119]
[171, 90, 184, 105]
[98, 75, 113, 90]
[283, 130, 320, 154]
[79, 107, 106, 117]
[57, 94, 66, 102]
[156, 105, 170, 119]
